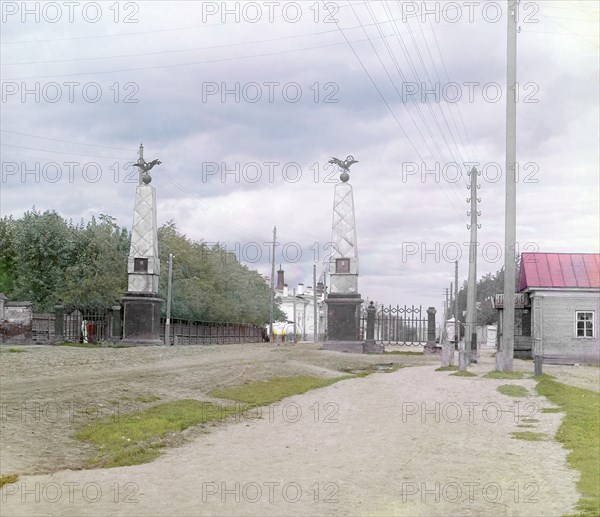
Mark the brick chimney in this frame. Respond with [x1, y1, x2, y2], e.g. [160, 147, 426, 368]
[276, 265, 285, 290]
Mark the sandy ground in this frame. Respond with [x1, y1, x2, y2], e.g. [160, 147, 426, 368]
[0, 342, 597, 516]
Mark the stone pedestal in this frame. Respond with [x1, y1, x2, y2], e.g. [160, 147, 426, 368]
[122, 292, 163, 345]
[322, 293, 367, 353]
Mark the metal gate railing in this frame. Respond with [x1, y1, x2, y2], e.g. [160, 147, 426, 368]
[362, 304, 427, 346]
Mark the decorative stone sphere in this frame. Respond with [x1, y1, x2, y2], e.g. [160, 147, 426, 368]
[142, 174, 152, 184]
[340, 171, 350, 182]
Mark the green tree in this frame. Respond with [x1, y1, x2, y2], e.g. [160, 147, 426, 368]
[157, 223, 283, 325]
[0, 216, 17, 294]
[1, 210, 282, 324]
[60, 215, 130, 309]
[455, 255, 521, 326]
[10, 209, 79, 309]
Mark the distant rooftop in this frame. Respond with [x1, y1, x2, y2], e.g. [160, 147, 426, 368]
[518, 253, 600, 291]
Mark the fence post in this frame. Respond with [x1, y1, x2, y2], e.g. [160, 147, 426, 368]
[111, 304, 122, 341]
[54, 302, 64, 343]
[366, 301, 375, 341]
[363, 301, 383, 354]
[424, 307, 439, 354]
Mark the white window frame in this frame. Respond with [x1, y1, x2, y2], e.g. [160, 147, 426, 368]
[575, 311, 595, 338]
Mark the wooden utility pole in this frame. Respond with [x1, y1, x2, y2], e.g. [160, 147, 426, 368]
[466, 166, 480, 365]
[454, 261, 459, 346]
[269, 226, 276, 342]
[499, 0, 518, 372]
[313, 264, 318, 342]
[165, 253, 174, 345]
[444, 288, 450, 319]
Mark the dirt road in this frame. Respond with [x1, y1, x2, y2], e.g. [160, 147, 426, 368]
[0, 343, 593, 515]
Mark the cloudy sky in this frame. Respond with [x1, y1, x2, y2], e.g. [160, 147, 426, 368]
[1, 0, 598, 318]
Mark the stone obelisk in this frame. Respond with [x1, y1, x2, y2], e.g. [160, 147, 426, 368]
[121, 144, 163, 345]
[322, 156, 377, 353]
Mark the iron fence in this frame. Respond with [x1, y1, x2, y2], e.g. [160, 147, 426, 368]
[362, 304, 427, 346]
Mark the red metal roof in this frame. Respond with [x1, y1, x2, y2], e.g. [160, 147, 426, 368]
[518, 253, 600, 291]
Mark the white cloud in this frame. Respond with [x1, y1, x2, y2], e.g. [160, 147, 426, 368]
[1, 0, 598, 318]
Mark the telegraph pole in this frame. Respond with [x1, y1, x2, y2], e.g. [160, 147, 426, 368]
[269, 226, 276, 342]
[466, 166, 480, 364]
[444, 288, 450, 319]
[165, 253, 174, 345]
[456, 260, 469, 370]
[313, 264, 318, 342]
[499, 0, 518, 372]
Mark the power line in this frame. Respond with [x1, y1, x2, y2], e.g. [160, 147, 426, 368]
[0, 130, 133, 152]
[3, 31, 408, 81]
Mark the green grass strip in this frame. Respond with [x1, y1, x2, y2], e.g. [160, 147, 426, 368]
[497, 384, 529, 397]
[511, 431, 546, 441]
[0, 474, 18, 489]
[484, 370, 526, 379]
[536, 377, 600, 516]
[450, 371, 477, 377]
[210, 375, 354, 406]
[435, 365, 458, 371]
[74, 400, 244, 468]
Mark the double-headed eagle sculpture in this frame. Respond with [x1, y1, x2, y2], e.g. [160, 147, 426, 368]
[133, 158, 162, 173]
[328, 155, 358, 171]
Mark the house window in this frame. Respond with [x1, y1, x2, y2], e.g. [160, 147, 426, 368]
[575, 311, 594, 338]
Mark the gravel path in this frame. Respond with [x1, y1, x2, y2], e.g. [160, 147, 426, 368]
[0, 346, 582, 516]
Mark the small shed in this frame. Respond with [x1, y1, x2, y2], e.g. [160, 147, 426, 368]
[518, 253, 599, 364]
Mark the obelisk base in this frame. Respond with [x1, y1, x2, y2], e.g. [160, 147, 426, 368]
[322, 293, 368, 353]
[121, 292, 163, 345]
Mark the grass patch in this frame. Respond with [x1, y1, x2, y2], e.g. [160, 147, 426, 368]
[517, 424, 536, 428]
[484, 370, 526, 379]
[541, 407, 562, 414]
[497, 384, 529, 397]
[210, 375, 353, 406]
[537, 377, 600, 515]
[74, 400, 244, 468]
[0, 474, 18, 488]
[435, 365, 458, 371]
[511, 431, 546, 441]
[3, 348, 27, 353]
[522, 418, 539, 423]
[450, 370, 477, 377]
[384, 351, 424, 355]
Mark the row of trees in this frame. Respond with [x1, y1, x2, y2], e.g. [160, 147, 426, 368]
[0, 209, 282, 325]
[453, 258, 521, 326]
